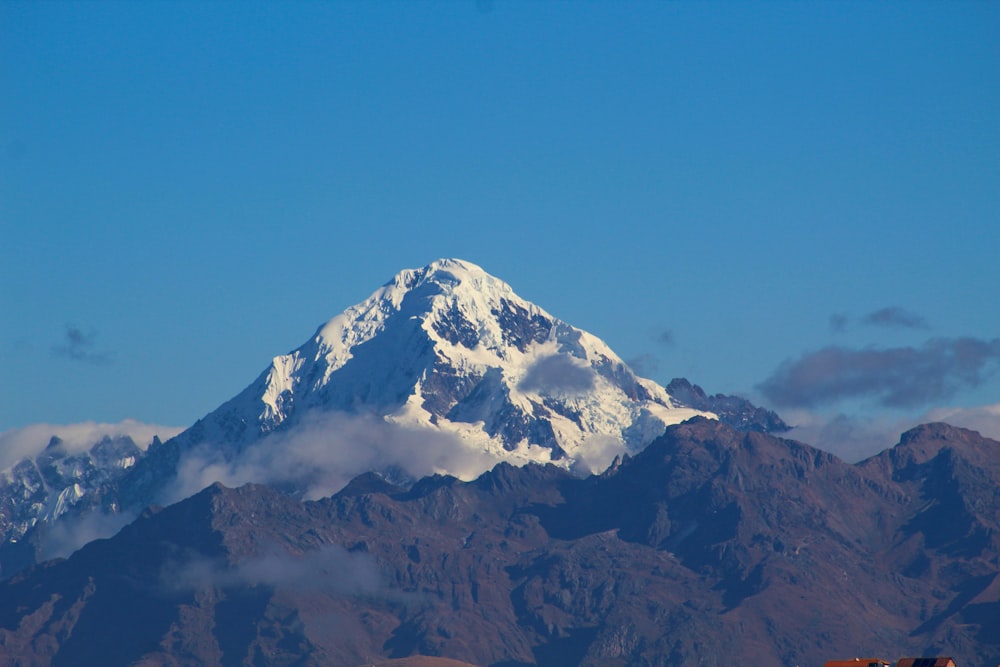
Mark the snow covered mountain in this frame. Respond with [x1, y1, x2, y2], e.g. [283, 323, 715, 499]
[1, 259, 716, 567]
[178, 258, 711, 469]
[0, 422, 180, 546]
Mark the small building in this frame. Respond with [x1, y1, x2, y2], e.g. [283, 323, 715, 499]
[823, 658, 891, 667]
[895, 658, 957, 667]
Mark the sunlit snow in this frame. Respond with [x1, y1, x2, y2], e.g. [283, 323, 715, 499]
[236, 259, 714, 474]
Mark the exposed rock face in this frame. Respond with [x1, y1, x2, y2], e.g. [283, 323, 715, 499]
[0, 434, 145, 543]
[1, 419, 998, 667]
[173, 259, 712, 468]
[666, 377, 789, 433]
[0, 260, 715, 569]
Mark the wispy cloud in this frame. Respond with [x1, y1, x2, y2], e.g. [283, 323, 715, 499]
[782, 401, 1000, 463]
[923, 403, 1000, 442]
[39, 509, 139, 561]
[829, 313, 849, 333]
[781, 409, 916, 463]
[518, 354, 595, 395]
[827, 307, 927, 334]
[163, 544, 384, 597]
[757, 337, 1000, 409]
[863, 306, 928, 330]
[626, 353, 659, 377]
[570, 434, 627, 476]
[655, 328, 675, 347]
[0, 420, 183, 471]
[625, 328, 675, 378]
[161, 411, 502, 504]
[52, 325, 113, 365]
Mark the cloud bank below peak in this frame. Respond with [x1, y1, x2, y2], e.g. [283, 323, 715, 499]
[161, 411, 504, 505]
[0, 419, 185, 472]
[781, 400, 1000, 464]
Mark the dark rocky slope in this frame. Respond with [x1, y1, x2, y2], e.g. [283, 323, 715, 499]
[0, 419, 997, 667]
[666, 378, 790, 433]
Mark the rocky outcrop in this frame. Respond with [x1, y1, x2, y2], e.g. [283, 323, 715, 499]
[1, 420, 998, 666]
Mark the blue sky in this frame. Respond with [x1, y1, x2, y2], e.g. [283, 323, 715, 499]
[2, 2, 998, 457]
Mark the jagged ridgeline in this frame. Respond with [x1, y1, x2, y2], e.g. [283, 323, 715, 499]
[1, 420, 999, 666]
[8, 259, 782, 569]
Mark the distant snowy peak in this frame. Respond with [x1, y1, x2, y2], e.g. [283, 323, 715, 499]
[212, 258, 713, 468]
[0, 262, 712, 564]
[0, 428, 167, 543]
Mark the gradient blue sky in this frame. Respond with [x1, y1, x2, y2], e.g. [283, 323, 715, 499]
[2, 2, 998, 456]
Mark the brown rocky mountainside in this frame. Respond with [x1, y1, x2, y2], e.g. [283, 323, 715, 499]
[0, 418, 997, 667]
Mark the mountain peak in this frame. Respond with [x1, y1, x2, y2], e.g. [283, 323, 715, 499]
[665, 377, 789, 433]
[897, 421, 984, 446]
[14, 260, 714, 544]
[387, 258, 497, 290]
[315, 257, 540, 361]
[189, 259, 715, 481]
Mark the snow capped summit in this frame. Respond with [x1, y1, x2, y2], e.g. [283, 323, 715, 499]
[202, 258, 712, 470]
[0, 261, 717, 567]
[0, 422, 179, 545]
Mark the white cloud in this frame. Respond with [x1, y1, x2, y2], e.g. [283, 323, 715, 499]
[38, 509, 139, 561]
[922, 403, 1000, 441]
[781, 409, 913, 463]
[161, 411, 503, 504]
[780, 401, 1000, 464]
[519, 354, 596, 395]
[570, 434, 626, 475]
[163, 544, 384, 597]
[0, 419, 184, 471]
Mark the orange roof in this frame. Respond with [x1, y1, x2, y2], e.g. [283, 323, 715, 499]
[896, 658, 956, 667]
[823, 658, 891, 667]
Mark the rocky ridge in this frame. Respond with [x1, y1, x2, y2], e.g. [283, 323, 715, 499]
[1, 419, 997, 667]
[0, 434, 147, 544]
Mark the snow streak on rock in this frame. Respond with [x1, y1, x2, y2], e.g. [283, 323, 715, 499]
[198, 259, 712, 473]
